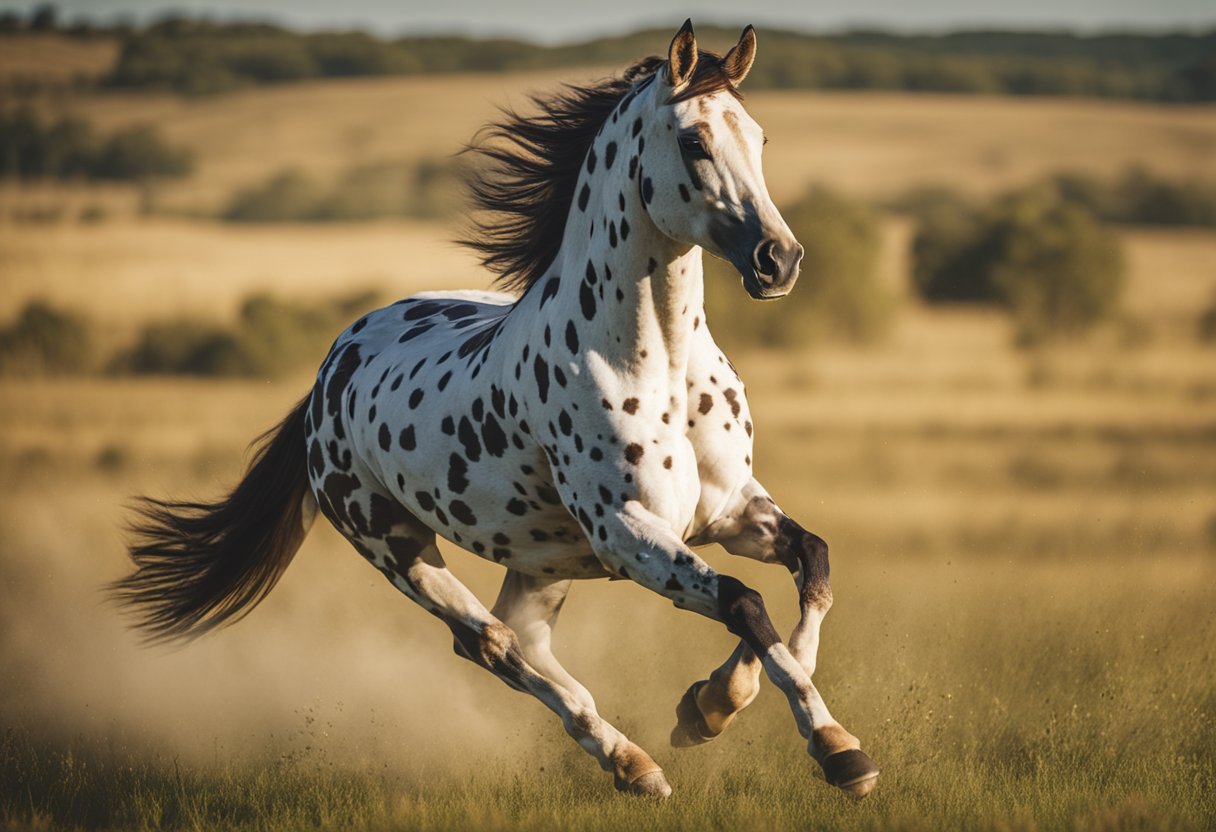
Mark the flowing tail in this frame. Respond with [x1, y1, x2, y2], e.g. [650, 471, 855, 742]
[111, 394, 315, 643]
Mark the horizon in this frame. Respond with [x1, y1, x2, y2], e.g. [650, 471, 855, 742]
[4, 1, 1215, 44]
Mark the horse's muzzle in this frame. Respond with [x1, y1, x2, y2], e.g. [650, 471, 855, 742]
[747, 237, 803, 299]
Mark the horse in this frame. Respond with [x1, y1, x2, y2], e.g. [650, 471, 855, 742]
[112, 20, 880, 800]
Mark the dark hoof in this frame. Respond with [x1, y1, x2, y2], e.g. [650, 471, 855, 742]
[822, 749, 880, 797]
[671, 681, 718, 748]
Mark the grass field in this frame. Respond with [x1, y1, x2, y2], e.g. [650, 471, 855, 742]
[1, 57, 1215, 830]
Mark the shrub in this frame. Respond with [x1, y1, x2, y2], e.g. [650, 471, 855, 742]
[90, 124, 194, 181]
[704, 186, 891, 349]
[1052, 167, 1216, 228]
[0, 301, 93, 375]
[0, 108, 193, 182]
[113, 320, 246, 376]
[221, 169, 321, 222]
[114, 289, 383, 378]
[912, 186, 1126, 343]
[222, 159, 465, 223]
[1198, 291, 1216, 344]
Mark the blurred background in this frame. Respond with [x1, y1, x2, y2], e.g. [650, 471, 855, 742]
[1, 3, 1214, 830]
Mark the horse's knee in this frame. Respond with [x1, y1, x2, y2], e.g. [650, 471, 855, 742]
[716, 576, 780, 654]
[800, 533, 832, 609]
[781, 522, 832, 609]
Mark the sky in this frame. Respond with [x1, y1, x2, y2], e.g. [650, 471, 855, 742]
[7, 0, 1214, 43]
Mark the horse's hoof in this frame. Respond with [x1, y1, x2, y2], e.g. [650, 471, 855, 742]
[621, 770, 673, 799]
[821, 749, 880, 798]
[671, 681, 718, 748]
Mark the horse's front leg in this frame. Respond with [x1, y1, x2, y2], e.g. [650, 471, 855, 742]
[594, 499, 879, 796]
[673, 480, 878, 794]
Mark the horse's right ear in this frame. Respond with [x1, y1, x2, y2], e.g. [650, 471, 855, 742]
[665, 19, 698, 89]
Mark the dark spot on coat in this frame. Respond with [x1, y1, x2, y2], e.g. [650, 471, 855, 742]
[449, 500, 477, 525]
[539, 276, 561, 307]
[447, 453, 469, 494]
[396, 425, 416, 451]
[368, 493, 414, 538]
[624, 443, 644, 465]
[481, 414, 508, 457]
[580, 281, 597, 320]
[458, 416, 482, 461]
[385, 536, 424, 574]
[533, 355, 550, 403]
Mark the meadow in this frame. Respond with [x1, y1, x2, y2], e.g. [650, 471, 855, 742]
[1, 49, 1215, 831]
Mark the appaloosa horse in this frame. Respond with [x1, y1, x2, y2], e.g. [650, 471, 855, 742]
[114, 20, 880, 799]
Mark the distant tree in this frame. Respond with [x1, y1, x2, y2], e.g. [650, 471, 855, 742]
[28, 4, 57, 32]
[0, 301, 93, 375]
[0, 110, 192, 183]
[705, 186, 891, 349]
[221, 169, 322, 222]
[912, 186, 1125, 344]
[1199, 290, 1216, 344]
[90, 124, 194, 181]
[114, 290, 383, 377]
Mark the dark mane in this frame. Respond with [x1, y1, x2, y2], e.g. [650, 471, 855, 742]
[460, 51, 741, 294]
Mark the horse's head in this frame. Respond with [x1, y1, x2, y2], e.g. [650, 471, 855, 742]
[637, 20, 802, 300]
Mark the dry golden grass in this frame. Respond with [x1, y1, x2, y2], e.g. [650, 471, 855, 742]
[8, 71, 1213, 214]
[1, 68, 1215, 830]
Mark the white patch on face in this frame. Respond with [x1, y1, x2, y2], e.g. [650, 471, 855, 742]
[641, 88, 787, 263]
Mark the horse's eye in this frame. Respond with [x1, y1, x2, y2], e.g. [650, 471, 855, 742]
[678, 134, 711, 161]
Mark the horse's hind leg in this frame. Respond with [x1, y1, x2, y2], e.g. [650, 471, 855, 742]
[337, 495, 670, 798]
[490, 570, 670, 796]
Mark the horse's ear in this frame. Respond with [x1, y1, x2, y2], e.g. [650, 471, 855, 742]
[723, 25, 757, 86]
[666, 18, 698, 88]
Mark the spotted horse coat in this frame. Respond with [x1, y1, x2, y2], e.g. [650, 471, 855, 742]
[115, 20, 879, 800]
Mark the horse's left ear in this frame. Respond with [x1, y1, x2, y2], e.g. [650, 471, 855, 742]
[723, 25, 757, 86]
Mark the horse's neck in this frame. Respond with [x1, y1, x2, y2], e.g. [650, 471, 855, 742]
[542, 123, 704, 386]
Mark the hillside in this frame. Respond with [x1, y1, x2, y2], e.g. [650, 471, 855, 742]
[1, 17, 1213, 100]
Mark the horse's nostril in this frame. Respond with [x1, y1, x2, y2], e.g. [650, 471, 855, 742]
[754, 240, 778, 277]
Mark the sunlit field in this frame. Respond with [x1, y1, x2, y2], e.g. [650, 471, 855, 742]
[2, 41, 1215, 831]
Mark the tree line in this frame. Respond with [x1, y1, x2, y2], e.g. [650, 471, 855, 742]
[2, 7, 1213, 101]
